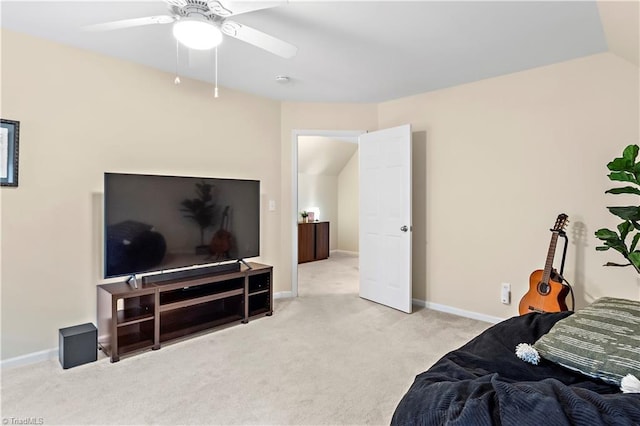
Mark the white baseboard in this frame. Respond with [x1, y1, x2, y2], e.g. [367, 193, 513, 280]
[414, 299, 505, 324]
[274, 291, 293, 299]
[331, 250, 359, 256]
[1, 347, 58, 370]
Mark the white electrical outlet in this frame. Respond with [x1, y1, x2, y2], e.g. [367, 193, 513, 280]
[501, 283, 511, 304]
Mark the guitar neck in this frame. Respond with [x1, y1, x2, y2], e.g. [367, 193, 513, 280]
[542, 232, 560, 284]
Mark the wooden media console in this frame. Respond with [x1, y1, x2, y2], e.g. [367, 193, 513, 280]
[97, 262, 272, 362]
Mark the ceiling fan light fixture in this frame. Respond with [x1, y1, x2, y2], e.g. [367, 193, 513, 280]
[172, 17, 222, 50]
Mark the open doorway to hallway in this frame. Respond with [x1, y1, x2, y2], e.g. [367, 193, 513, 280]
[291, 131, 362, 297]
[292, 125, 415, 313]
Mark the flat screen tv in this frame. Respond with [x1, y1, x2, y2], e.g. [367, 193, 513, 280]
[104, 172, 260, 279]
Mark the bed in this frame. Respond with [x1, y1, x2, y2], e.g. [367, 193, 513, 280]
[391, 298, 640, 425]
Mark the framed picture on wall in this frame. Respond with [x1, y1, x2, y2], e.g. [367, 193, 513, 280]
[1, 118, 20, 187]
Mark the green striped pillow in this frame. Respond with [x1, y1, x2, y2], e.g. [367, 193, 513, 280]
[534, 297, 640, 385]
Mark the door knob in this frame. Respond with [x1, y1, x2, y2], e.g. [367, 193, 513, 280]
[400, 225, 409, 232]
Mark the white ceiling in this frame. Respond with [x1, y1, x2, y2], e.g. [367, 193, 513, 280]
[0, 0, 620, 103]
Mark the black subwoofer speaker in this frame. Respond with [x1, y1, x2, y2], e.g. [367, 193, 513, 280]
[59, 323, 97, 369]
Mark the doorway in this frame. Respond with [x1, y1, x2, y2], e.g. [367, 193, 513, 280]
[290, 130, 363, 297]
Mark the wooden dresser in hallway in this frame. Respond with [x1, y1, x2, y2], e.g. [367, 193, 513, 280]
[298, 221, 330, 263]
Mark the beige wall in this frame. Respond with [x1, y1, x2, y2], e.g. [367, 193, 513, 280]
[379, 52, 640, 317]
[297, 172, 338, 250]
[3, 29, 639, 361]
[0, 30, 282, 359]
[337, 152, 359, 252]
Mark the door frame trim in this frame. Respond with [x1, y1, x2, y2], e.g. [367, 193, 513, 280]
[291, 129, 365, 297]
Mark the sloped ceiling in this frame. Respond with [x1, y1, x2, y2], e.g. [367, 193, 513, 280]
[298, 136, 357, 176]
[597, 0, 640, 67]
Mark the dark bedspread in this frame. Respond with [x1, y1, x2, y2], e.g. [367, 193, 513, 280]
[391, 312, 640, 426]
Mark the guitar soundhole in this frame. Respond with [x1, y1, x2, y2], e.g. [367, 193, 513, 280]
[537, 282, 550, 295]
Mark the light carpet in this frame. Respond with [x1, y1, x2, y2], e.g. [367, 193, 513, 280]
[1, 252, 490, 425]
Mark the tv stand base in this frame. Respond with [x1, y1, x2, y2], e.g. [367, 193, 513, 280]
[126, 275, 139, 289]
[238, 258, 252, 269]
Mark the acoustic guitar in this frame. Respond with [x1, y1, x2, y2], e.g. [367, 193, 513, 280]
[518, 214, 570, 315]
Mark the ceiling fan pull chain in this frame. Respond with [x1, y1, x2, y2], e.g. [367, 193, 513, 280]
[214, 46, 219, 98]
[174, 39, 181, 85]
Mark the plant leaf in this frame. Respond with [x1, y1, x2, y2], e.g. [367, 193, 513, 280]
[623, 144, 639, 162]
[631, 233, 640, 252]
[606, 186, 640, 196]
[595, 228, 619, 240]
[596, 246, 610, 251]
[608, 157, 632, 172]
[629, 251, 640, 270]
[607, 206, 640, 221]
[618, 221, 632, 240]
[608, 171, 636, 183]
[596, 235, 628, 255]
[595, 228, 629, 257]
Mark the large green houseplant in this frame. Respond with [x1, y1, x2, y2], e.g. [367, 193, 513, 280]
[595, 144, 640, 274]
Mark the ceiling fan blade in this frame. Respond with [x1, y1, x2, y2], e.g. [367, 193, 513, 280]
[221, 21, 297, 58]
[82, 16, 176, 32]
[208, 1, 287, 17]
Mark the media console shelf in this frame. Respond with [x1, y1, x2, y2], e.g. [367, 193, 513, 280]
[97, 262, 272, 362]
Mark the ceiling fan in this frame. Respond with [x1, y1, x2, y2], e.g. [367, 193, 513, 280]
[83, 0, 297, 59]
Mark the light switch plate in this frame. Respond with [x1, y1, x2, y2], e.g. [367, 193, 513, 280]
[501, 283, 511, 305]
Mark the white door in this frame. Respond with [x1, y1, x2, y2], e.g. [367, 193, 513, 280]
[359, 124, 412, 313]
